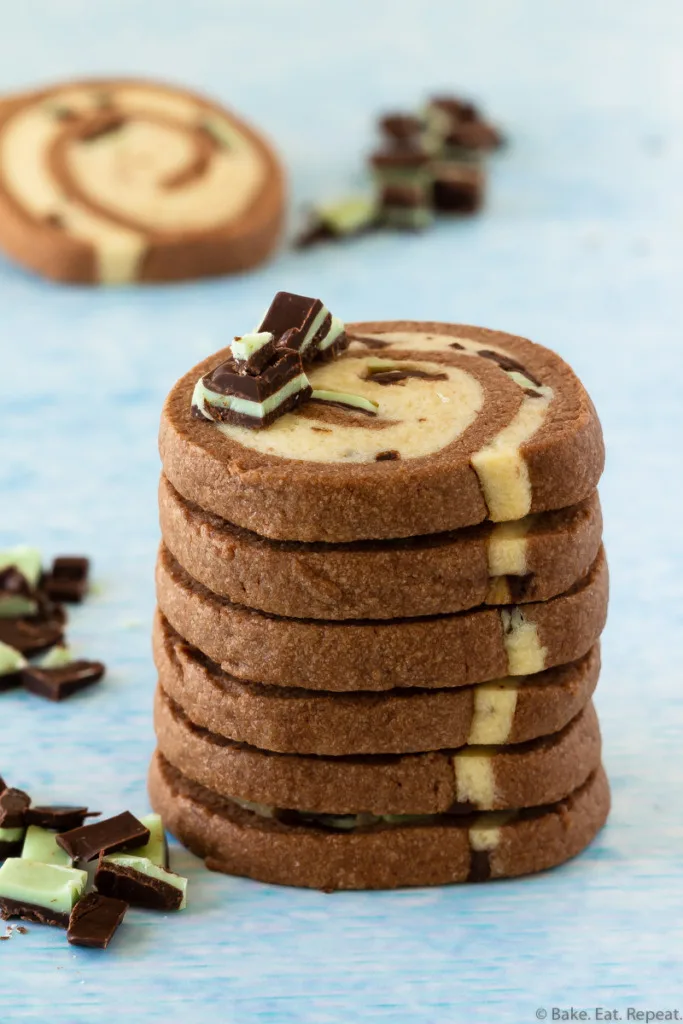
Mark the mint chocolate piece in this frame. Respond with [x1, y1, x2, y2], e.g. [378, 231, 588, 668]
[96, 853, 187, 910]
[43, 556, 90, 603]
[57, 811, 150, 864]
[230, 332, 276, 375]
[0, 567, 37, 619]
[379, 113, 424, 142]
[0, 859, 87, 928]
[193, 349, 312, 429]
[257, 291, 348, 363]
[22, 659, 105, 701]
[0, 789, 30, 829]
[0, 641, 26, 692]
[68, 892, 127, 949]
[0, 603, 65, 657]
[25, 806, 100, 833]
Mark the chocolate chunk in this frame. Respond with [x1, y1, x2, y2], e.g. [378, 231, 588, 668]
[25, 806, 100, 833]
[0, 789, 30, 829]
[0, 611, 65, 657]
[56, 812, 150, 864]
[196, 349, 312, 429]
[445, 120, 503, 152]
[476, 350, 541, 387]
[370, 145, 431, 171]
[257, 291, 324, 342]
[379, 113, 424, 141]
[230, 332, 277, 375]
[433, 177, 482, 214]
[467, 849, 492, 882]
[43, 556, 90, 603]
[294, 196, 378, 250]
[0, 567, 34, 602]
[380, 183, 425, 209]
[367, 367, 448, 385]
[430, 96, 480, 124]
[95, 855, 187, 911]
[0, 840, 24, 860]
[21, 659, 105, 701]
[0, 895, 70, 928]
[375, 450, 400, 462]
[449, 342, 465, 350]
[67, 892, 127, 949]
[505, 574, 535, 602]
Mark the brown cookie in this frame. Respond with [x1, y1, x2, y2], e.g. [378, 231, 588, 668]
[154, 686, 601, 814]
[159, 475, 603, 620]
[155, 544, 608, 691]
[160, 322, 604, 541]
[149, 752, 611, 889]
[0, 78, 284, 284]
[154, 610, 600, 755]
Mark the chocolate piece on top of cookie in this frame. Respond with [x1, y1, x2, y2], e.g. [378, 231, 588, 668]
[193, 348, 312, 430]
[230, 332, 277, 375]
[257, 291, 349, 364]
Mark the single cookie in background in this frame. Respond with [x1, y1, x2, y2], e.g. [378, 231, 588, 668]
[149, 753, 611, 890]
[0, 78, 284, 285]
[153, 610, 601, 756]
[159, 476, 603, 620]
[161, 320, 604, 542]
[155, 543, 608, 691]
[154, 686, 602, 815]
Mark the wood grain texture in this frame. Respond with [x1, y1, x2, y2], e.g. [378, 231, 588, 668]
[1, 1, 682, 1021]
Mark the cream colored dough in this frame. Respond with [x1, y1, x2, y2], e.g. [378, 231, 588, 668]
[216, 355, 484, 463]
[500, 608, 548, 675]
[467, 683, 519, 744]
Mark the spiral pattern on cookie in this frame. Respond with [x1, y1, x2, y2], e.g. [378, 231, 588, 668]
[216, 329, 554, 521]
[0, 80, 272, 283]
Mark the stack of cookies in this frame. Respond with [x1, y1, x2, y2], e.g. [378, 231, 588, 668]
[150, 294, 610, 890]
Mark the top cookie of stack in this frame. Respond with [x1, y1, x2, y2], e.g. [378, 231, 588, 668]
[151, 293, 610, 890]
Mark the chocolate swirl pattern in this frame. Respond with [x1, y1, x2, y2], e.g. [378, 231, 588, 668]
[161, 321, 605, 541]
[0, 79, 284, 284]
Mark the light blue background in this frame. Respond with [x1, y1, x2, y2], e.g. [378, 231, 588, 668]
[1, 2, 682, 1021]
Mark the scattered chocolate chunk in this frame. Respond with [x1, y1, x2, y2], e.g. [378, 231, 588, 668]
[0, 610, 65, 657]
[257, 292, 348, 364]
[21, 659, 105, 702]
[0, 859, 87, 928]
[0, 789, 31, 829]
[0, 567, 36, 611]
[375, 450, 400, 462]
[295, 196, 378, 249]
[67, 892, 127, 949]
[42, 556, 90, 603]
[449, 341, 465, 350]
[379, 113, 425, 142]
[57, 812, 150, 864]
[25, 806, 100, 833]
[95, 854, 187, 911]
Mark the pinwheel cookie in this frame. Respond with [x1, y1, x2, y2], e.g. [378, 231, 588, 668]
[160, 321, 604, 541]
[0, 78, 284, 284]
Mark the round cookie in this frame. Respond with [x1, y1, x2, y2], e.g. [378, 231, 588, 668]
[154, 610, 600, 755]
[0, 78, 284, 284]
[154, 686, 601, 814]
[159, 475, 603, 620]
[149, 752, 611, 890]
[155, 543, 609, 690]
[160, 323, 604, 542]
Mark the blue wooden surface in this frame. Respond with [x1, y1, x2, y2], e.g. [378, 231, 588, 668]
[1, 2, 682, 1021]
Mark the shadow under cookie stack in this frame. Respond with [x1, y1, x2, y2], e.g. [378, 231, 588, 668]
[150, 292, 610, 890]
